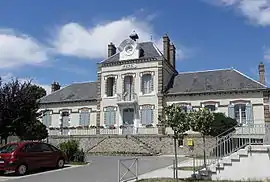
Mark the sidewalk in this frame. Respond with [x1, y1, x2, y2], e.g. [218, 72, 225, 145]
[137, 159, 196, 180]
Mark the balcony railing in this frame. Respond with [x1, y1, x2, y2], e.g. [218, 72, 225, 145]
[117, 92, 138, 103]
[48, 125, 159, 136]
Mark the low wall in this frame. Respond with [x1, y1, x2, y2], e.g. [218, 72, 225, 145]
[48, 134, 216, 156]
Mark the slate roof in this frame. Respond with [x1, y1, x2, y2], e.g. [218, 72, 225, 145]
[39, 82, 97, 104]
[167, 68, 267, 94]
[102, 42, 162, 63]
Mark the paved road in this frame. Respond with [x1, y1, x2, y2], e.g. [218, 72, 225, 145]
[0, 155, 186, 182]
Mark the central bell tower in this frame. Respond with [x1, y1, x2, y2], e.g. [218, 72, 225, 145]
[118, 31, 140, 61]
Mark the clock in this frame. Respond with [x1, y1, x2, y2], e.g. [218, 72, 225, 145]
[124, 44, 135, 56]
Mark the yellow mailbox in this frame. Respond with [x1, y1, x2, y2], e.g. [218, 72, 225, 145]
[187, 138, 194, 147]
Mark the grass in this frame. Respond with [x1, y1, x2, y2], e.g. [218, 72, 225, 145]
[137, 179, 266, 182]
[68, 161, 88, 165]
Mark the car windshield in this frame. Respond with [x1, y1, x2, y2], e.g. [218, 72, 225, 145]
[0, 144, 18, 153]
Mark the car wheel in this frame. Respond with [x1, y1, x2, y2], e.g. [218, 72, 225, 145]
[56, 158, 65, 168]
[16, 164, 27, 176]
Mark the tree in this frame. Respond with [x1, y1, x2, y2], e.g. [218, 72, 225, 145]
[159, 104, 190, 181]
[190, 108, 215, 169]
[209, 113, 238, 137]
[0, 77, 48, 143]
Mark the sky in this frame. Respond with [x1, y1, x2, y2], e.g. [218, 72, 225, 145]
[0, 0, 270, 94]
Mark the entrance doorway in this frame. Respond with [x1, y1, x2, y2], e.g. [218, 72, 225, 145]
[122, 108, 134, 135]
[123, 108, 134, 125]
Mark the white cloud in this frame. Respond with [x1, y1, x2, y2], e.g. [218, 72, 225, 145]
[207, 0, 270, 26]
[52, 17, 188, 60]
[0, 29, 49, 69]
[264, 48, 270, 60]
[1, 73, 51, 95]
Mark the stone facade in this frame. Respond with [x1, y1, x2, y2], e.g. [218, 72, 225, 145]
[48, 134, 216, 156]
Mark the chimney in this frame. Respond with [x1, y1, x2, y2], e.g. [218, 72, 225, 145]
[258, 62, 265, 85]
[169, 43, 176, 69]
[108, 42, 116, 57]
[163, 34, 170, 61]
[51, 81, 61, 93]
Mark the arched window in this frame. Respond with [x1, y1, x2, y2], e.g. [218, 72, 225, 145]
[141, 74, 153, 94]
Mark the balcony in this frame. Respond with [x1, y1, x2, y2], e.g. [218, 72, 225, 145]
[117, 92, 138, 106]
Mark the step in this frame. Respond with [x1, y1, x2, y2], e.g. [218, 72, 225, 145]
[237, 148, 248, 156]
[219, 157, 232, 165]
[230, 153, 240, 161]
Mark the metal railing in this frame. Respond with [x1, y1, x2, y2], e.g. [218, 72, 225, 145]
[117, 92, 138, 102]
[193, 123, 270, 174]
[48, 126, 160, 136]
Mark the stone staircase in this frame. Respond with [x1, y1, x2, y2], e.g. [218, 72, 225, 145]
[193, 124, 270, 180]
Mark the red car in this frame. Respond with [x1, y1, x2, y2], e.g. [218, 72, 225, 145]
[0, 141, 67, 175]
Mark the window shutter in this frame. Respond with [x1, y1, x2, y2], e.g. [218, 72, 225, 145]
[141, 76, 144, 93]
[148, 109, 153, 124]
[228, 104, 235, 119]
[143, 76, 147, 94]
[246, 103, 254, 125]
[113, 78, 116, 95]
[112, 110, 116, 125]
[141, 109, 147, 125]
[150, 75, 154, 93]
[105, 79, 108, 96]
[104, 111, 109, 125]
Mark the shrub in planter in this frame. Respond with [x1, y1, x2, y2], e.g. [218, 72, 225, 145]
[59, 140, 79, 162]
[74, 148, 85, 162]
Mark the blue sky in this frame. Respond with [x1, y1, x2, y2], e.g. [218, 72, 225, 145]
[0, 0, 270, 93]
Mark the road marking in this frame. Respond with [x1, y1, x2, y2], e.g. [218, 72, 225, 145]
[0, 164, 89, 181]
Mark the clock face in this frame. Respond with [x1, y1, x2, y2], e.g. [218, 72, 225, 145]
[124, 44, 135, 56]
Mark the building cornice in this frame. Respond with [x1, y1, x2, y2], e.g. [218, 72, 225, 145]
[165, 88, 268, 97]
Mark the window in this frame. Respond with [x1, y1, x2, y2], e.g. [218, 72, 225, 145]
[123, 76, 134, 101]
[38, 143, 53, 152]
[234, 104, 246, 124]
[140, 105, 153, 125]
[204, 105, 216, 112]
[0, 144, 18, 153]
[61, 111, 70, 128]
[141, 74, 153, 94]
[106, 77, 116, 97]
[228, 102, 253, 125]
[79, 109, 90, 126]
[104, 107, 116, 126]
[42, 110, 52, 127]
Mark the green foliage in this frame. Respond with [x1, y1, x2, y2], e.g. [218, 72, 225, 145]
[190, 108, 215, 136]
[210, 113, 238, 137]
[19, 120, 48, 141]
[158, 104, 190, 138]
[0, 77, 48, 143]
[59, 140, 85, 162]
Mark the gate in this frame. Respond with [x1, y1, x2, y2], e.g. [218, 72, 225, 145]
[118, 158, 138, 182]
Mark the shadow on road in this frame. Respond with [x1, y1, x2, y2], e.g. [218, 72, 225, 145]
[0, 166, 71, 177]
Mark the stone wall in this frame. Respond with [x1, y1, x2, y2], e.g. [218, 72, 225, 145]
[48, 134, 216, 156]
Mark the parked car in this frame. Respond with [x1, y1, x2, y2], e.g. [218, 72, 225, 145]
[0, 141, 67, 175]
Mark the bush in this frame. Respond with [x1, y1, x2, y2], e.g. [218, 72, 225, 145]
[59, 140, 80, 162]
[74, 148, 85, 162]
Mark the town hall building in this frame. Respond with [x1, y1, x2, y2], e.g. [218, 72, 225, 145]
[39, 33, 270, 136]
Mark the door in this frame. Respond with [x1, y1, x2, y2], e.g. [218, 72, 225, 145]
[122, 108, 134, 134]
[20, 143, 44, 170]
